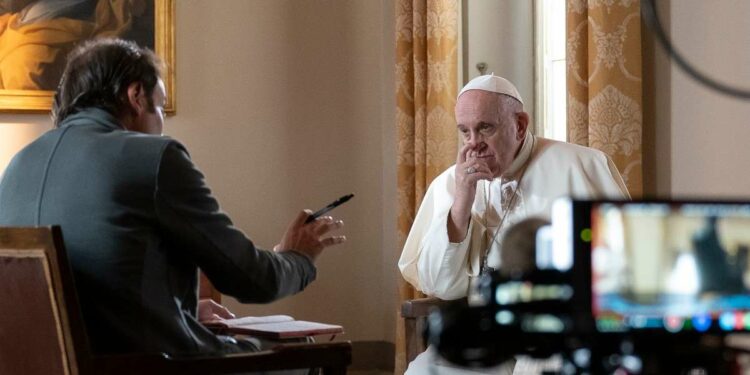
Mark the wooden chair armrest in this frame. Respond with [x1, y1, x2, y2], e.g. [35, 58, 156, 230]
[90, 341, 352, 375]
[401, 297, 453, 318]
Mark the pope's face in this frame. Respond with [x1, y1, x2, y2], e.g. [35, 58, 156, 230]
[455, 90, 526, 178]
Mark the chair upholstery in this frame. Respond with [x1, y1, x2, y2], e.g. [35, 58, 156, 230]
[0, 226, 351, 375]
[0, 227, 80, 375]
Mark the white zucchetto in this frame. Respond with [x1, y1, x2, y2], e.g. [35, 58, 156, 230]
[458, 74, 523, 105]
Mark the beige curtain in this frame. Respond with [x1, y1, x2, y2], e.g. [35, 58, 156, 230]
[567, 0, 643, 196]
[395, 0, 458, 372]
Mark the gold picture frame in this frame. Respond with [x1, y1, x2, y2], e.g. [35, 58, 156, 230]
[0, 0, 175, 114]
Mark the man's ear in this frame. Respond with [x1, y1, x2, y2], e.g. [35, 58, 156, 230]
[126, 81, 146, 116]
[516, 111, 530, 141]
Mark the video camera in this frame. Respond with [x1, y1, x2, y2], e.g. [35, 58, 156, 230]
[427, 199, 750, 373]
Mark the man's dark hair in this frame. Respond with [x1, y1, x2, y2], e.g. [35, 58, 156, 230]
[52, 38, 162, 127]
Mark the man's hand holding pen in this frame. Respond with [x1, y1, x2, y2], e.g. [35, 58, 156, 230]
[274, 209, 346, 262]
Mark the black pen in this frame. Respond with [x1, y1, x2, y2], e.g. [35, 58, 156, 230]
[305, 194, 354, 224]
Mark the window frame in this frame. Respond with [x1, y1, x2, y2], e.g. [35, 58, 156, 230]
[533, 0, 567, 142]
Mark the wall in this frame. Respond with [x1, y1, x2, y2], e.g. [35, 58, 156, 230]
[642, 0, 671, 196]
[173, 0, 398, 346]
[0, 0, 398, 348]
[0, 118, 50, 174]
[643, 0, 750, 198]
[665, 1, 750, 198]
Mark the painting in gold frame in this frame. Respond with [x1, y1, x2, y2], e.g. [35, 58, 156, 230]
[0, 0, 175, 114]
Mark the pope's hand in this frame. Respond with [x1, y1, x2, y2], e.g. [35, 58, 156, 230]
[448, 143, 491, 242]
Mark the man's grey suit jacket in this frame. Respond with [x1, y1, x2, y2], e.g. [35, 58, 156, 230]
[0, 108, 316, 356]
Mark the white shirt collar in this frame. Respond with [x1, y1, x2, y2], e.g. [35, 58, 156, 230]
[501, 131, 534, 180]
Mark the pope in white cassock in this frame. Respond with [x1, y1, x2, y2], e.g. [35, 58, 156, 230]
[399, 75, 630, 374]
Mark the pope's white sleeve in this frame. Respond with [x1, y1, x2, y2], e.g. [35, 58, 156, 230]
[398, 167, 473, 300]
[416, 214, 473, 300]
[604, 155, 631, 199]
[579, 149, 631, 200]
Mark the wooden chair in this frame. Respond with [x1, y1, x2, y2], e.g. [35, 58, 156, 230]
[401, 297, 453, 363]
[200, 271, 222, 303]
[0, 226, 351, 375]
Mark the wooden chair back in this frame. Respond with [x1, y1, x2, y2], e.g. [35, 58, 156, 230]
[0, 226, 86, 375]
[199, 271, 221, 303]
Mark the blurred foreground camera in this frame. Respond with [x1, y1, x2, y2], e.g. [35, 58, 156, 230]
[426, 270, 577, 368]
[425, 199, 750, 374]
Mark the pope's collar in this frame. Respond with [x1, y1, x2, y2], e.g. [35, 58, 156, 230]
[500, 131, 534, 181]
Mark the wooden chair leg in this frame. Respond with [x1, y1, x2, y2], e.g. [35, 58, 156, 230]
[405, 317, 420, 364]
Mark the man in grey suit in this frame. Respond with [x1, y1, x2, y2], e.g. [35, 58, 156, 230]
[0, 39, 345, 357]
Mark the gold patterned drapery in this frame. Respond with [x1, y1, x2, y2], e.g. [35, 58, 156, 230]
[567, 0, 643, 196]
[395, 0, 458, 372]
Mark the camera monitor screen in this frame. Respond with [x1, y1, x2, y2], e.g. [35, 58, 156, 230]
[590, 201, 750, 334]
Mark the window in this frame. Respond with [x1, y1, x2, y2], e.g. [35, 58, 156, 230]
[534, 0, 567, 141]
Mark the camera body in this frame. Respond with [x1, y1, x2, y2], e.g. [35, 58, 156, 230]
[428, 199, 750, 373]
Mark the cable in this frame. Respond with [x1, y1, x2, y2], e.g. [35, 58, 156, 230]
[641, 0, 750, 100]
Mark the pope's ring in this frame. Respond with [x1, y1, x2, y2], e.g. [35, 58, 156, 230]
[466, 166, 477, 174]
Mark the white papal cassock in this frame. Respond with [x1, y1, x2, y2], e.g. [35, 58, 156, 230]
[400, 131, 630, 374]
